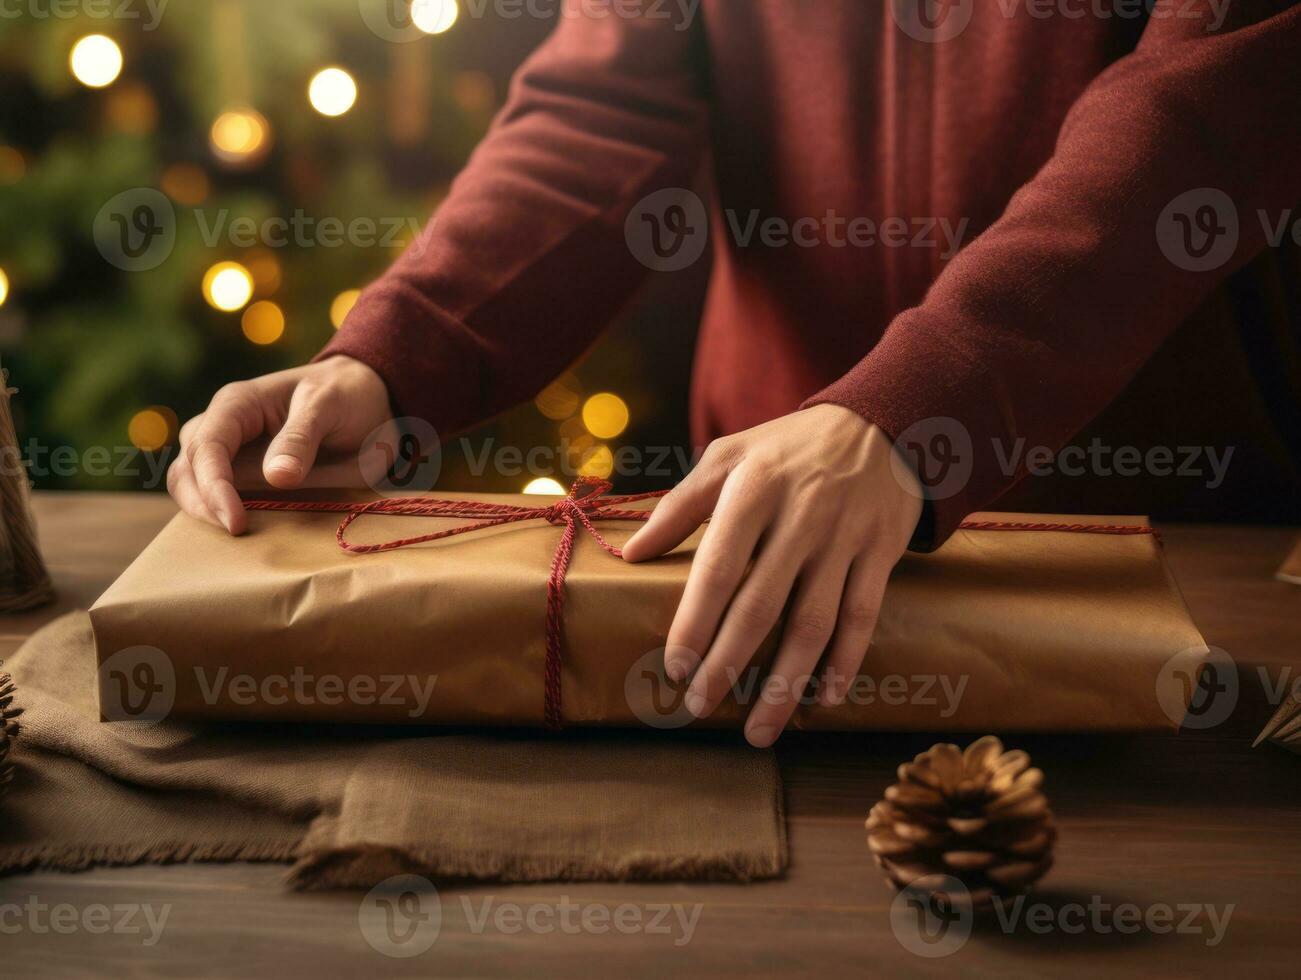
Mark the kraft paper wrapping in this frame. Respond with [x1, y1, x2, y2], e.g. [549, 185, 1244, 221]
[89, 491, 1209, 732]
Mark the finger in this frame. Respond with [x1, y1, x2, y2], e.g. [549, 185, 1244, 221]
[188, 389, 260, 534]
[166, 453, 220, 527]
[682, 514, 805, 721]
[744, 555, 852, 747]
[817, 555, 892, 707]
[262, 382, 336, 487]
[620, 442, 734, 563]
[664, 468, 771, 686]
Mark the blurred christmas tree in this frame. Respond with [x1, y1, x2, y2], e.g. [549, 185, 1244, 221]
[0, 0, 701, 493]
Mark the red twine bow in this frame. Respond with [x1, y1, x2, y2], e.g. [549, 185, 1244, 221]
[244, 479, 1155, 730]
[245, 476, 665, 730]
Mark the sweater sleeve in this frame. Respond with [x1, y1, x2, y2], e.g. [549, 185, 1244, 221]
[317, 1, 707, 435]
[803, 0, 1301, 548]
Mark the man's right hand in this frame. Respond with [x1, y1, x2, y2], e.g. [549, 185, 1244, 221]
[167, 355, 394, 535]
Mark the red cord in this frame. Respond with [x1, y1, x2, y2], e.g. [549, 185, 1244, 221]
[244, 481, 1155, 728]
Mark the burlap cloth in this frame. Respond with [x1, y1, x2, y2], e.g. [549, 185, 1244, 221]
[0, 613, 786, 888]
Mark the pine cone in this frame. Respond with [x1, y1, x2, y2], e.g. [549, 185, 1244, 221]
[866, 736, 1055, 907]
[0, 671, 20, 799]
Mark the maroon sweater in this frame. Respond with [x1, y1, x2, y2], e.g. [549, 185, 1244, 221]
[322, 0, 1301, 545]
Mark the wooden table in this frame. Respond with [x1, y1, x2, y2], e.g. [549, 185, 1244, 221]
[3, 493, 1299, 978]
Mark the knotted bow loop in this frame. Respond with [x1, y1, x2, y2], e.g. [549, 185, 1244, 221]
[243, 477, 666, 730]
[243, 481, 1155, 731]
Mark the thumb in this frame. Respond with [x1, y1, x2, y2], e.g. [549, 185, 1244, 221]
[262, 383, 334, 488]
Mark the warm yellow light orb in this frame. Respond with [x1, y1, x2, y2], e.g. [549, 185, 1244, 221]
[241, 301, 285, 345]
[0, 267, 9, 307]
[308, 67, 358, 117]
[578, 444, 615, 480]
[128, 408, 171, 452]
[534, 375, 581, 421]
[210, 108, 270, 165]
[202, 261, 254, 312]
[330, 289, 361, 329]
[523, 477, 566, 496]
[412, 0, 459, 34]
[70, 35, 123, 89]
[161, 163, 210, 205]
[581, 393, 629, 440]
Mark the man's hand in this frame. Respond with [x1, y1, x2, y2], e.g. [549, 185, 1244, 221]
[168, 356, 393, 534]
[621, 405, 922, 748]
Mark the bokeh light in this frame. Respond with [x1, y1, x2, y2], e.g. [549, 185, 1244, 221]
[581, 392, 629, 439]
[330, 289, 361, 329]
[535, 374, 581, 420]
[161, 163, 210, 205]
[210, 108, 270, 165]
[0, 267, 9, 308]
[128, 407, 174, 452]
[0, 146, 25, 184]
[69, 35, 123, 89]
[308, 67, 358, 117]
[578, 444, 615, 479]
[241, 301, 285, 345]
[105, 81, 157, 133]
[412, 0, 459, 35]
[245, 248, 283, 294]
[202, 261, 255, 312]
[523, 477, 566, 496]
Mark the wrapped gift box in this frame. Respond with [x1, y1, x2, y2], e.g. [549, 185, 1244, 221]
[89, 485, 1209, 732]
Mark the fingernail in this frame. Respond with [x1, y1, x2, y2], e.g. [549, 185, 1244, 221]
[268, 455, 302, 477]
[684, 691, 708, 718]
[665, 659, 687, 682]
[746, 724, 778, 748]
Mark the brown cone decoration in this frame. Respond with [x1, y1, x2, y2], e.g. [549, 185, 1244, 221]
[0, 672, 20, 800]
[867, 736, 1056, 907]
